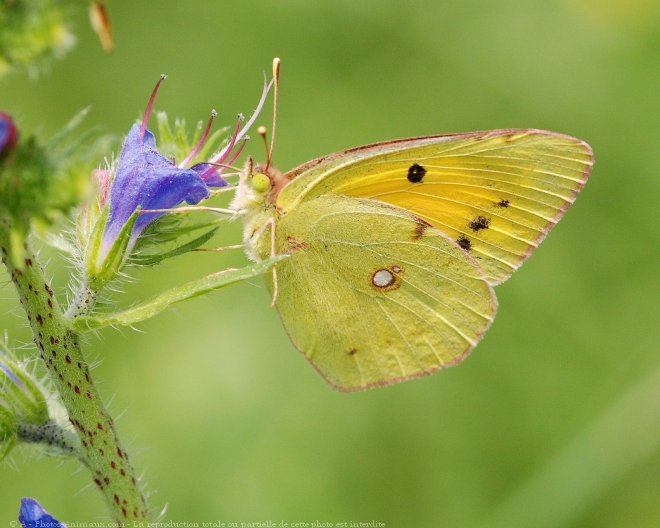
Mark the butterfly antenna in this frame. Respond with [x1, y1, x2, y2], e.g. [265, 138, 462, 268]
[257, 125, 269, 163]
[266, 57, 281, 171]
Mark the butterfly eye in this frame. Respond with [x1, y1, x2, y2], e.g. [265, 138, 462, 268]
[252, 172, 271, 194]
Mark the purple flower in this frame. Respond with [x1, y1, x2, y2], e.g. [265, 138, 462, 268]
[100, 122, 211, 257]
[18, 498, 65, 528]
[0, 112, 18, 155]
[98, 75, 270, 263]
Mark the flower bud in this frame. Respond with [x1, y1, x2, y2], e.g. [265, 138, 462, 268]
[0, 348, 48, 426]
[0, 341, 49, 460]
[0, 112, 18, 156]
[0, 110, 101, 269]
[19, 497, 65, 528]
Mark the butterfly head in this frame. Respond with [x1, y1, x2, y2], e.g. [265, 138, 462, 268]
[251, 171, 271, 194]
[230, 158, 282, 213]
[249, 160, 289, 200]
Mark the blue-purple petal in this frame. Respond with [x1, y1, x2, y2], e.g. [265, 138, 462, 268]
[102, 124, 211, 253]
[191, 162, 228, 187]
[19, 498, 64, 528]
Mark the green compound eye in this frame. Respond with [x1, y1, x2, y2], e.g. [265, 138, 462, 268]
[252, 173, 271, 194]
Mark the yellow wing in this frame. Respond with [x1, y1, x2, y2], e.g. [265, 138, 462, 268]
[277, 129, 593, 285]
[271, 195, 497, 391]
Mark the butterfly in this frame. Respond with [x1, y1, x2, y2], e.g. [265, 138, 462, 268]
[230, 61, 594, 392]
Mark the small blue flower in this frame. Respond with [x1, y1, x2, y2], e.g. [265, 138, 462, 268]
[18, 498, 65, 528]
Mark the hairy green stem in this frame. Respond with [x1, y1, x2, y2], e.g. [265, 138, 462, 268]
[65, 281, 98, 319]
[17, 421, 80, 456]
[0, 217, 149, 523]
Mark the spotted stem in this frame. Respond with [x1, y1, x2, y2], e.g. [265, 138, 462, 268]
[0, 215, 149, 523]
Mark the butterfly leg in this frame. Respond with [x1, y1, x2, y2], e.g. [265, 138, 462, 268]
[250, 217, 279, 307]
[262, 217, 279, 307]
[193, 244, 245, 253]
[268, 219, 279, 307]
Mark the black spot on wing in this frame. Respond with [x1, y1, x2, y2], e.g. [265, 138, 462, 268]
[497, 199, 510, 208]
[457, 235, 472, 251]
[469, 216, 490, 232]
[407, 163, 426, 183]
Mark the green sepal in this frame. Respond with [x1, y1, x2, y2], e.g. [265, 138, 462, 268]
[84, 204, 109, 280]
[0, 341, 49, 424]
[86, 209, 139, 290]
[73, 255, 287, 330]
[131, 225, 219, 266]
[133, 216, 224, 252]
[0, 405, 17, 462]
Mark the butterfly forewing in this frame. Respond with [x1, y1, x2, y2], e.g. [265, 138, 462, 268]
[272, 195, 497, 391]
[277, 130, 593, 285]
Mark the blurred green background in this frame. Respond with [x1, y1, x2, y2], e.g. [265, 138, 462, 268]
[1, 0, 659, 526]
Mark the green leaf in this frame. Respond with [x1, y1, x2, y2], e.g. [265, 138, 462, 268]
[73, 256, 286, 330]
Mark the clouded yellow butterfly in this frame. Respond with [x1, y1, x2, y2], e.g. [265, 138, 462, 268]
[231, 59, 593, 391]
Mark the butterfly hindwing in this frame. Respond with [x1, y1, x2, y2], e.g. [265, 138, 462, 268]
[271, 194, 497, 391]
[277, 129, 593, 285]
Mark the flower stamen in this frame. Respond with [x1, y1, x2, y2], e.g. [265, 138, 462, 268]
[224, 138, 249, 170]
[139, 74, 167, 139]
[179, 109, 218, 169]
[222, 113, 245, 162]
[203, 79, 273, 180]
[201, 114, 243, 179]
